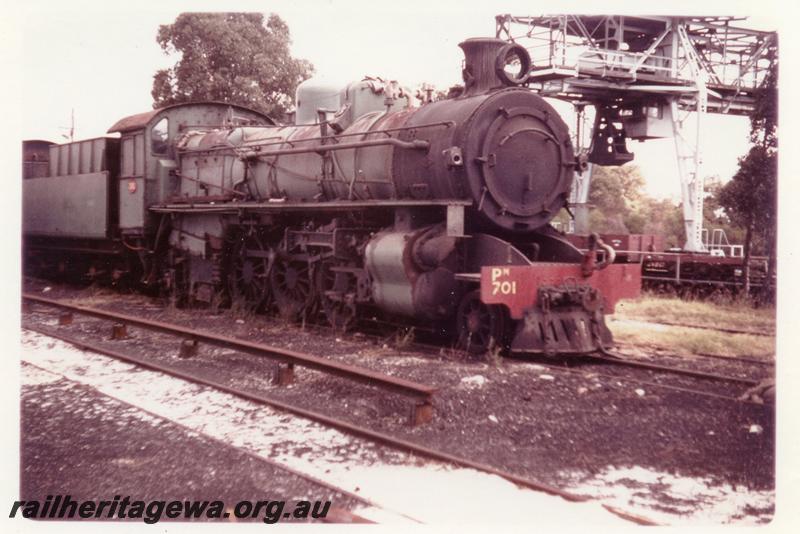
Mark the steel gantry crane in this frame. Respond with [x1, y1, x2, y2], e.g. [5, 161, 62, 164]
[495, 15, 776, 252]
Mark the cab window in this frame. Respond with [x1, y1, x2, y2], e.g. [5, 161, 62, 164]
[151, 117, 169, 155]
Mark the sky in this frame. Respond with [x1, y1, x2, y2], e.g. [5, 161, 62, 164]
[8, 0, 780, 201]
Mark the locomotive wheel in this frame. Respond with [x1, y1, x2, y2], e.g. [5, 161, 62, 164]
[270, 258, 315, 320]
[229, 232, 272, 310]
[316, 261, 357, 331]
[456, 290, 507, 355]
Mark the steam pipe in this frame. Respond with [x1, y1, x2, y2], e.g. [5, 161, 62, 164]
[179, 120, 454, 156]
[240, 138, 430, 160]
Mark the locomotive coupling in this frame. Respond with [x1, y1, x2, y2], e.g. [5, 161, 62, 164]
[581, 233, 616, 277]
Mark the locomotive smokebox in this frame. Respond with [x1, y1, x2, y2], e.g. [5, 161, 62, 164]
[394, 38, 573, 233]
[459, 38, 531, 95]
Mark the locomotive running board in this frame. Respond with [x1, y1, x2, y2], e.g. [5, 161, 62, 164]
[150, 199, 472, 213]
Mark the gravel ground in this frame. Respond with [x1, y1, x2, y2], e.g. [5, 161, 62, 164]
[21, 279, 776, 522]
[20, 362, 363, 524]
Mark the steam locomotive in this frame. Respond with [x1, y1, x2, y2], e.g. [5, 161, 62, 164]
[22, 38, 640, 355]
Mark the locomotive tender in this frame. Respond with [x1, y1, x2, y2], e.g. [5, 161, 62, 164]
[22, 38, 640, 355]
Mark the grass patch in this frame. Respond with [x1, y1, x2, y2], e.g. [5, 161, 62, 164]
[613, 294, 775, 333]
[609, 319, 775, 358]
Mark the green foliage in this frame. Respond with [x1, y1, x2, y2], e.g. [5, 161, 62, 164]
[717, 146, 777, 255]
[716, 59, 778, 258]
[587, 164, 681, 245]
[587, 164, 643, 233]
[748, 57, 778, 150]
[699, 176, 746, 247]
[152, 13, 314, 119]
[589, 164, 645, 215]
[640, 197, 685, 248]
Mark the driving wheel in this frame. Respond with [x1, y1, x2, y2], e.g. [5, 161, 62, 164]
[228, 231, 272, 310]
[270, 257, 314, 319]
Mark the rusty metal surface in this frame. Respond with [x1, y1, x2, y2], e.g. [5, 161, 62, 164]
[23, 293, 435, 402]
[110, 323, 128, 340]
[567, 233, 666, 261]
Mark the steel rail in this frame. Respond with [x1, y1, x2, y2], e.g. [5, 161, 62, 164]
[591, 350, 761, 387]
[20, 357, 382, 524]
[613, 341, 774, 367]
[507, 355, 770, 407]
[694, 351, 774, 367]
[634, 319, 774, 338]
[22, 324, 593, 507]
[22, 293, 435, 403]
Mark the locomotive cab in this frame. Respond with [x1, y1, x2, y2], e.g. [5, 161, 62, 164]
[106, 102, 273, 238]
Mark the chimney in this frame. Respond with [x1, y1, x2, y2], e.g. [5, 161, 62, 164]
[458, 38, 531, 96]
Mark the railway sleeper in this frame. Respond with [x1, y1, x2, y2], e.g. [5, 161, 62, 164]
[110, 323, 128, 340]
[29, 294, 438, 426]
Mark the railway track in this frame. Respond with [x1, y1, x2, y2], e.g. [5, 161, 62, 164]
[509, 357, 769, 406]
[23, 293, 436, 425]
[20, 359, 379, 524]
[612, 318, 774, 338]
[590, 349, 762, 387]
[504, 345, 773, 406]
[303, 325, 773, 408]
[330, 321, 772, 405]
[692, 351, 774, 367]
[348, 319, 774, 405]
[613, 341, 774, 367]
[351, 325, 771, 401]
[318, 319, 773, 407]
[23, 293, 663, 523]
[21, 291, 769, 522]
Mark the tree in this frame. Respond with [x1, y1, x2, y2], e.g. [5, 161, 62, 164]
[582, 164, 689, 246]
[703, 176, 746, 247]
[717, 57, 777, 296]
[637, 197, 684, 248]
[587, 164, 646, 233]
[152, 13, 314, 119]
